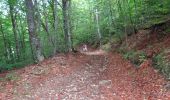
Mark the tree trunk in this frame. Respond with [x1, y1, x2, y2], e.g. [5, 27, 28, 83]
[42, 0, 55, 47]
[25, 0, 44, 62]
[18, 15, 26, 50]
[95, 9, 102, 47]
[0, 21, 9, 61]
[9, 4, 20, 60]
[62, 0, 72, 52]
[34, 0, 41, 33]
[53, 0, 59, 54]
[108, 0, 114, 27]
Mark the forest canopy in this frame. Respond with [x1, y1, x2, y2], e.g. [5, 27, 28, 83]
[0, 0, 170, 71]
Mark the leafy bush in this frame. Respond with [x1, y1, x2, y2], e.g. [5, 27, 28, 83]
[153, 54, 170, 79]
[123, 50, 147, 66]
[0, 60, 33, 73]
[0, 62, 13, 72]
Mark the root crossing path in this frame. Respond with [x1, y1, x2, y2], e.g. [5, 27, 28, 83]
[0, 50, 170, 100]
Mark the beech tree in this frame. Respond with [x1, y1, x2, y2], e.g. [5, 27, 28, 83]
[62, 0, 72, 52]
[8, 0, 20, 60]
[25, 0, 44, 62]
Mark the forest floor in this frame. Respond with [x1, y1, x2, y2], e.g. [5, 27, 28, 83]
[0, 48, 170, 100]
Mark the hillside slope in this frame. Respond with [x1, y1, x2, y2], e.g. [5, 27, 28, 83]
[119, 20, 170, 79]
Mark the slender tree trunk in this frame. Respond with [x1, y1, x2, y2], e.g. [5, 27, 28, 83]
[54, 0, 58, 31]
[126, 0, 136, 34]
[9, 4, 20, 60]
[46, 0, 58, 54]
[62, 0, 72, 52]
[122, 1, 128, 46]
[87, 0, 93, 31]
[18, 15, 25, 49]
[0, 21, 9, 61]
[68, 0, 73, 50]
[42, 0, 55, 47]
[17, 14, 27, 60]
[34, 0, 41, 33]
[8, 42, 14, 63]
[95, 9, 101, 47]
[108, 0, 115, 40]
[25, 0, 44, 62]
[108, 0, 114, 26]
[53, 0, 59, 54]
[117, 0, 127, 44]
[133, 0, 137, 28]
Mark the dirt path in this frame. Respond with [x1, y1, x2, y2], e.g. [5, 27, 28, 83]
[0, 50, 170, 100]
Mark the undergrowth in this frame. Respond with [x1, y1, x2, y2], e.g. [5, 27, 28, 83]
[153, 53, 170, 79]
[121, 50, 147, 66]
[0, 59, 33, 73]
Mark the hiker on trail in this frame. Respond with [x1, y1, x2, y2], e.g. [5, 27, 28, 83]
[82, 44, 88, 52]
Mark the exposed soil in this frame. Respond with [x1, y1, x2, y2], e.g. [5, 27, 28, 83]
[0, 49, 170, 100]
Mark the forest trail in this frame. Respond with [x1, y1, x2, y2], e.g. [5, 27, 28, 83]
[0, 49, 170, 100]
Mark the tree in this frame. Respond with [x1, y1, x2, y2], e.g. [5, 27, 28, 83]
[0, 20, 8, 61]
[62, 0, 72, 52]
[25, 0, 44, 62]
[53, 0, 59, 54]
[95, 8, 102, 47]
[8, 0, 20, 60]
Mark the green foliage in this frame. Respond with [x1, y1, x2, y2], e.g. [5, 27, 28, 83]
[153, 53, 165, 69]
[153, 54, 170, 79]
[0, 63, 12, 72]
[123, 50, 147, 66]
[0, 59, 33, 72]
[7, 0, 17, 6]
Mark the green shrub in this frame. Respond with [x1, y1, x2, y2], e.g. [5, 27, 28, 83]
[0, 59, 33, 73]
[123, 50, 147, 66]
[138, 52, 147, 63]
[0, 62, 13, 72]
[153, 54, 170, 79]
